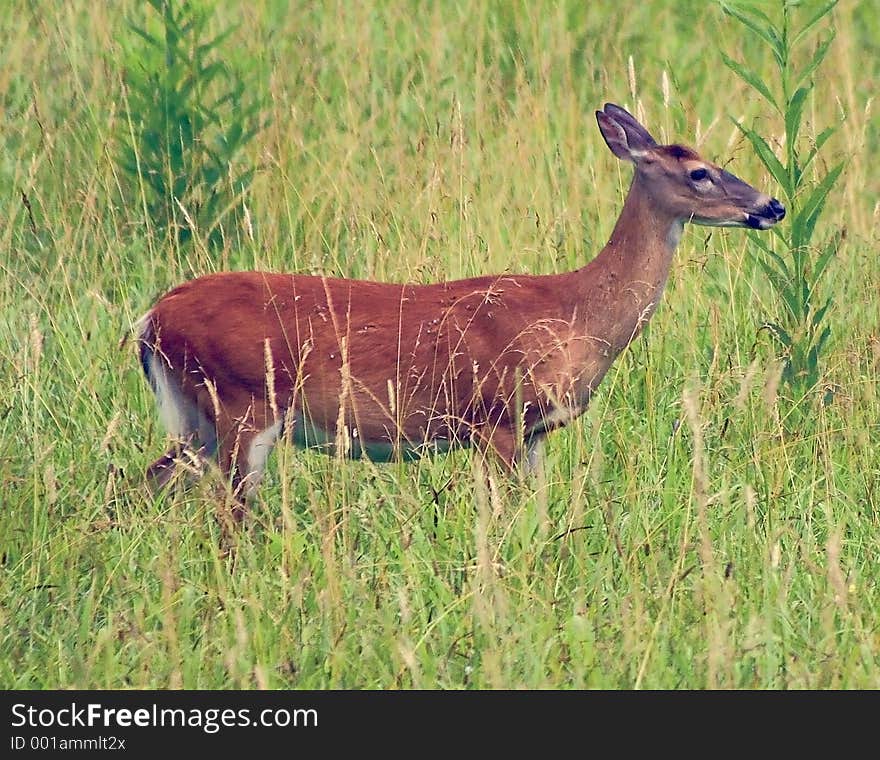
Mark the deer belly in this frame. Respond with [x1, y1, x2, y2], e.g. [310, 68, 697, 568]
[287, 409, 457, 462]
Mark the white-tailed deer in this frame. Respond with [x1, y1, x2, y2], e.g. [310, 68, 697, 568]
[136, 103, 784, 517]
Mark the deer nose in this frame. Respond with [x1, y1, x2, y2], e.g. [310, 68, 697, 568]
[768, 198, 785, 219]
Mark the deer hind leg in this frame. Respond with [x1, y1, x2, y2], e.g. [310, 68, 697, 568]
[215, 400, 285, 519]
[143, 355, 217, 491]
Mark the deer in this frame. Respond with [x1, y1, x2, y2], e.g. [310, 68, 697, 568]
[135, 103, 785, 519]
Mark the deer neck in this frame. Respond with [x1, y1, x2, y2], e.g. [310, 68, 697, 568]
[574, 174, 684, 356]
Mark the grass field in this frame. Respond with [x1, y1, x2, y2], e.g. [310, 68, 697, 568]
[1, 0, 878, 689]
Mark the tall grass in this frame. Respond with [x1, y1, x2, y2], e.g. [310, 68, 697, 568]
[0, 0, 877, 689]
[722, 0, 842, 402]
[117, 0, 265, 252]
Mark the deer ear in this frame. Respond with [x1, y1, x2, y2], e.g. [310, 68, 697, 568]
[602, 103, 658, 147]
[596, 105, 656, 163]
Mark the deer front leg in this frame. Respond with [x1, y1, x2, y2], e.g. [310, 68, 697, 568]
[472, 424, 522, 474]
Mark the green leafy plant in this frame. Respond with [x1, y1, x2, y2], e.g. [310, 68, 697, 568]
[720, 0, 842, 400]
[117, 0, 263, 249]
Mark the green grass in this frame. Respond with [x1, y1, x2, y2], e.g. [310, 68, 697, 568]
[1, 0, 878, 689]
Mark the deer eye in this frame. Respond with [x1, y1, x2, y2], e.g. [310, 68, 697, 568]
[689, 168, 709, 182]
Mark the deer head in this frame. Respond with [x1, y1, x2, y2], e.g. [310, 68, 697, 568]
[596, 103, 785, 231]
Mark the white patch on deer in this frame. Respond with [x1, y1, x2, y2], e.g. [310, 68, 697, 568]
[244, 419, 284, 488]
[525, 436, 544, 474]
[144, 350, 215, 452]
[666, 218, 684, 250]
